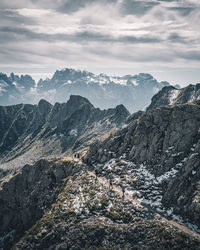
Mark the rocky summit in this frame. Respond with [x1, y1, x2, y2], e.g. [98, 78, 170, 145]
[0, 83, 200, 249]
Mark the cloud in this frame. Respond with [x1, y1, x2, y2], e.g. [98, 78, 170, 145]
[178, 50, 200, 61]
[0, 9, 36, 27]
[168, 6, 195, 16]
[57, 0, 118, 13]
[0, 0, 199, 86]
[120, 0, 160, 16]
[167, 33, 191, 43]
[0, 24, 162, 45]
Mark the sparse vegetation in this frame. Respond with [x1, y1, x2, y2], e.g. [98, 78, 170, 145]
[12, 169, 200, 250]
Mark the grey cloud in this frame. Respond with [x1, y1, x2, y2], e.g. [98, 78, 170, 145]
[169, 7, 195, 16]
[168, 33, 191, 43]
[0, 0, 34, 9]
[57, 0, 117, 13]
[29, 0, 117, 13]
[119, 35, 161, 43]
[0, 48, 39, 64]
[0, 0, 199, 80]
[75, 31, 162, 43]
[178, 50, 200, 61]
[120, 0, 160, 16]
[0, 26, 47, 41]
[158, 0, 177, 2]
[88, 45, 174, 63]
[0, 9, 36, 26]
[0, 26, 162, 44]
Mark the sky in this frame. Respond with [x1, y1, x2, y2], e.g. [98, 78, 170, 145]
[0, 0, 200, 86]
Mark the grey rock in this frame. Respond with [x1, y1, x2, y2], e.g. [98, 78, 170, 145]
[85, 100, 200, 227]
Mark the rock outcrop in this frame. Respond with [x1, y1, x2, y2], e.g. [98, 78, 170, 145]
[85, 100, 200, 227]
[147, 83, 200, 111]
[0, 158, 82, 249]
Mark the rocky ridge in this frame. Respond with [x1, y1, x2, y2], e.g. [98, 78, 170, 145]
[147, 83, 200, 111]
[0, 95, 129, 171]
[1, 82, 200, 249]
[0, 158, 82, 249]
[0, 157, 199, 249]
[85, 100, 200, 229]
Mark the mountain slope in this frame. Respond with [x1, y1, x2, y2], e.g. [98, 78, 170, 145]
[85, 100, 200, 229]
[0, 158, 199, 250]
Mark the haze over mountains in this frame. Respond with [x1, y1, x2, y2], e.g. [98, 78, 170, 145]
[0, 68, 175, 113]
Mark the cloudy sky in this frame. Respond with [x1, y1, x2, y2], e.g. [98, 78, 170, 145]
[0, 0, 200, 86]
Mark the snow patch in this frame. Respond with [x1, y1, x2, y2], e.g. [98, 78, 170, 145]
[169, 89, 180, 104]
[69, 129, 77, 137]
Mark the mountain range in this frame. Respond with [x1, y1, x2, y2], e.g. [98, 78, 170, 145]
[0, 74, 200, 249]
[0, 68, 174, 113]
[0, 95, 129, 172]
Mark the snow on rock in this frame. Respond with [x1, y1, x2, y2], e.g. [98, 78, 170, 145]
[169, 89, 180, 104]
[98, 157, 188, 219]
[69, 129, 77, 137]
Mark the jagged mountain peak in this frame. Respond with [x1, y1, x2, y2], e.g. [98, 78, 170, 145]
[0, 72, 11, 84]
[38, 99, 52, 113]
[38, 98, 52, 107]
[115, 104, 130, 116]
[0, 95, 129, 166]
[52, 68, 93, 82]
[147, 83, 200, 111]
[0, 69, 174, 112]
[67, 94, 93, 107]
[147, 85, 177, 111]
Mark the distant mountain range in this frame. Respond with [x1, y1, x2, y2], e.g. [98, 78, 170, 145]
[0, 68, 175, 112]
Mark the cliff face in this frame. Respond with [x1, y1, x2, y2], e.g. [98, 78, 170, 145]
[85, 101, 200, 228]
[0, 100, 52, 155]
